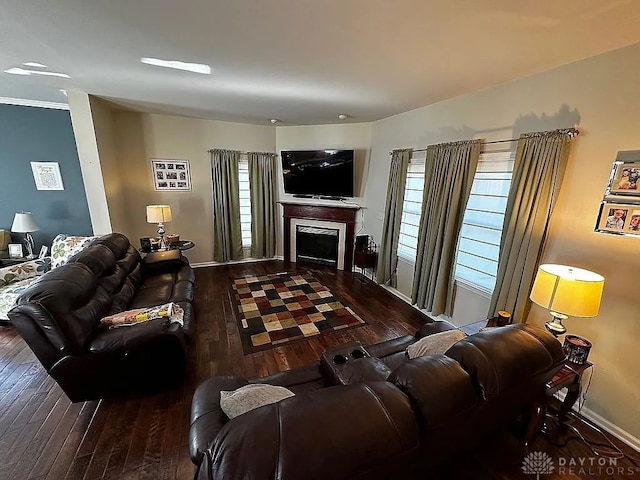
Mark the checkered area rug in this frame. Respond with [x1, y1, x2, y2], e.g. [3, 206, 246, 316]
[232, 272, 366, 353]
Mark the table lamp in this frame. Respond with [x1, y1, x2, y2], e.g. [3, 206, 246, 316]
[529, 264, 605, 337]
[11, 212, 40, 259]
[146, 205, 172, 249]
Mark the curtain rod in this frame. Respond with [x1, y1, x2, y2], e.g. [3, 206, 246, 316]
[207, 149, 278, 156]
[390, 129, 580, 155]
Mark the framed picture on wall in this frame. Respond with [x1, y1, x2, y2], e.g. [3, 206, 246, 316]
[605, 161, 640, 196]
[151, 159, 192, 191]
[595, 200, 640, 236]
[30, 162, 64, 191]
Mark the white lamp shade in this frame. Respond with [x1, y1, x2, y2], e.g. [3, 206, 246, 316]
[146, 205, 172, 223]
[530, 264, 605, 318]
[11, 212, 40, 233]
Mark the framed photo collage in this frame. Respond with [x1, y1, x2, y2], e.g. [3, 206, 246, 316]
[595, 160, 640, 237]
[151, 159, 192, 191]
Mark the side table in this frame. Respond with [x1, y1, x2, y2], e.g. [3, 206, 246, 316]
[546, 360, 593, 424]
[353, 249, 377, 281]
[0, 257, 29, 267]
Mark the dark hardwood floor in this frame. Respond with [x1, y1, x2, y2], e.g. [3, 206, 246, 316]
[0, 260, 638, 479]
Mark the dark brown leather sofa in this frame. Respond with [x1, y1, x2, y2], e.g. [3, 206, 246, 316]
[189, 323, 564, 480]
[8, 233, 195, 402]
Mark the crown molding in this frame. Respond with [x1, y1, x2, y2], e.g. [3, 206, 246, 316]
[0, 96, 69, 110]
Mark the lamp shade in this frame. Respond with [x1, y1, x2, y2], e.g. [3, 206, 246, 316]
[146, 205, 172, 223]
[530, 264, 605, 318]
[11, 212, 40, 233]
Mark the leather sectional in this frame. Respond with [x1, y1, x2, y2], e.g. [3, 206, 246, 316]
[8, 233, 195, 402]
[189, 322, 565, 480]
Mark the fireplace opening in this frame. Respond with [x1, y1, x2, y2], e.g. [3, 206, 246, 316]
[296, 226, 339, 267]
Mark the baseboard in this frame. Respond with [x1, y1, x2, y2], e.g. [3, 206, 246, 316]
[575, 404, 640, 453]
[380, 285, 445, 323]
[191, 257, 279, 268]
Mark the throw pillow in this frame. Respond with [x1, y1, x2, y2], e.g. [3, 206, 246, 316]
[220, 384, 295, 419]
[406, 329, 467, 359]
[51, 234, 96, 269]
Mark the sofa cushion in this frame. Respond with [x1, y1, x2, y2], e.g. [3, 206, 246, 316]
[208, 382, 419, 480]
[445, 324, 565, 401]
[89, 318, 171, 353]
[10, 263, 112, 354]
[406, 329, 467, 359]
[220, 384, 295, 419]
[51, 234, 96, 268]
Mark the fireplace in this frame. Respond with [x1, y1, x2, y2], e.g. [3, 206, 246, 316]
[296, 226, 339, 267]
[282, 203, 359, 271]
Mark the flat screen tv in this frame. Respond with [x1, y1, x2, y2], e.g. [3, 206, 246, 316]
[281, 149, 354, 198]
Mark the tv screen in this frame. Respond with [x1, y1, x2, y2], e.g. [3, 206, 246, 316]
[281, 149, 354, 198]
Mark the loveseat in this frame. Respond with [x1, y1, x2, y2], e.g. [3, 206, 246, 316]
[189, 323, 564, 480]
[8, 233, 196, 402]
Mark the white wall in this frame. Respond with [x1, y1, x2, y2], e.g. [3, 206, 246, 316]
[67, 91, 112, 235]
[365, 42, 640, 446]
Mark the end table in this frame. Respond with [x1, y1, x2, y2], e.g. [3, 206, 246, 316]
[546, 360, 593, 424]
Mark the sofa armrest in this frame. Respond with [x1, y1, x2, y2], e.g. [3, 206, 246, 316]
[190, 376, 250, 465]
[415, 321, 456, 339]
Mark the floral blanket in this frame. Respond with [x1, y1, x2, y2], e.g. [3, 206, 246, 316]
[0, 257, 51, 320]
[0, 234, 96, 321]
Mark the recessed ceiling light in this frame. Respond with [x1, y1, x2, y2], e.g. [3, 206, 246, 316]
[270, 119, 279, 124]
[23, 62, 48, 68]
[4, 67, 70, 78]
[337, 114, 348, 120]
[140, 57, 211, 75]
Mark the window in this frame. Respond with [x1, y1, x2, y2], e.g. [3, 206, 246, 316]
[398, 159, 425, 261]
[238, 158, 252, 249]
[454, 151, 514, 293]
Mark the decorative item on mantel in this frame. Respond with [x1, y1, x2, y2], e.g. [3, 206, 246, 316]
[529, 264, 605, 337]
[146, 205, 172, 249]
[11, 211, 40, 259]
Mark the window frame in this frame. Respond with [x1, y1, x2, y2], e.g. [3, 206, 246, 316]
[453, 150, 514, 294]
[397, 157, 426, 262]
[238, 157, 252, 251]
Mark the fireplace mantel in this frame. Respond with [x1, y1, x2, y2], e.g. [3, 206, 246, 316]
[281, 202, 360, 271]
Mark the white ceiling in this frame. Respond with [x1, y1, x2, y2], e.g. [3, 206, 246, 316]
[2, 0, 640, 125]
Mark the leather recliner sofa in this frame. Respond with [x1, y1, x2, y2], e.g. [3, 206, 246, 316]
[189, 323, 565, 480]
[8, 233, 196, 402]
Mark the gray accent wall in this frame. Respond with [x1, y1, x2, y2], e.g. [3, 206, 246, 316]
[0, 104, 92, 249]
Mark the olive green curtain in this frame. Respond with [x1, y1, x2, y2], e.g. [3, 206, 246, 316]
[248, 152, 277, 258]
[211, 149, 243, 262]
[489, 129, 576, 322]
[412, 140, 482, 316]
[376, 149, 412, 287]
